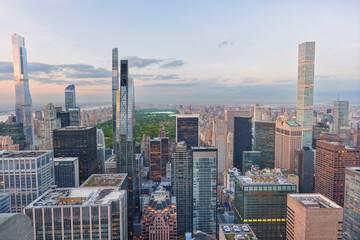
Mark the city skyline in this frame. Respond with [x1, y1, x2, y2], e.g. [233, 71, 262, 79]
[0, 1, 359, 105]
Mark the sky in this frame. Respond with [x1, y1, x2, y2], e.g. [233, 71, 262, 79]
[0, 0, 359, 107]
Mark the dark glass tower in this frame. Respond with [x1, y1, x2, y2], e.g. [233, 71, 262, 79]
[233, 117, 252, 170]
[150, 137, 169, 182]
[65, 84, 76, 111]
[53, 126, 97, 183]
[0, 122, 26, 150]
[254, 121, 275, 168]
[294, 147, 315, 193]
[116, 60, 136, 238]
[56, 111, 70, 128]
[112, 48, 119, 152]
[176, 114, 199, 150]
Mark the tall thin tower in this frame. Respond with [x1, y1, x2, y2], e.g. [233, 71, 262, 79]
[116, 60, 135, 238]
[65, 84, 76, 111]
[112, 48, 119, 152]
[12, 34, 33, 149]
[296, 42, 315, 147]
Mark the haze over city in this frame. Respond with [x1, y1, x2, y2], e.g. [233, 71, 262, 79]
[0, 0, 359, 106]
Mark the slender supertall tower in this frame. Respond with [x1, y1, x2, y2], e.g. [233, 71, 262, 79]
[296, 42, 315, 147]
[116, 60, 136, 238]
[12, 34, 33, 149]
[112, 48, 119, 152]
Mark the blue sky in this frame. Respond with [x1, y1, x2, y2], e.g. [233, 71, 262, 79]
[0, 0, 359, 106]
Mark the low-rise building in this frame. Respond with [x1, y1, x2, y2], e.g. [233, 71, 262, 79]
[219, 224, 258, 240]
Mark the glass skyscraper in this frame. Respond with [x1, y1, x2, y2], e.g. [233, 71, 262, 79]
[65, 84, 76, 111]
[149, 137, 169, 182]
[112, 48, 119, 152]
[296, 42, 315, 147]
[233, 117, 252, 171]
[0, 122, 26, 150]
[254, 121, 275, 169]
[12, 34, 33, 149]
[176, 114, 199, 150]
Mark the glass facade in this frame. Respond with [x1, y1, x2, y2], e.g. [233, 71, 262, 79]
[294, 147, 314, 193]
[150, 137, 169, 182]
[234, 175, 296, 240]
[176, 115, 199, 150]
[192, 147, 217, 238]
[242, 151, 262, 174]
[56, 111, 70, 128]
[65, 84, 76, 111]
[0, 122, 26, 150]
[254, 121, 275, 169]
[233, 117, 252, 171]
[54, 158, 79, 187]
[12, 34, 33, 149]
[0, 193, 10, 213]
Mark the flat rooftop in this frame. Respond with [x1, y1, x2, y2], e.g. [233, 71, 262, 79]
[56, 126, 93, 131]
[176, 113, 199, 118]
[0, 150, 50, 158]
[220, 224, 257, 240]
[285, 121, 300, 127]
[54, 157, 78, 162]
[26, 187, 126, 207]
[81, 174, 127, 188]
[290, 194, 341, 209]
[236, 174, 295, 186]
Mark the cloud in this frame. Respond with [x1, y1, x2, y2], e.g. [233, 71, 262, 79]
[218, 40, 234, 48]
[0, 62, 13, 73]
[160, 60, 185, 68]
[242, 77, 261, 84]
[126, 56, 185, 69]
[156, 74, 180, 80]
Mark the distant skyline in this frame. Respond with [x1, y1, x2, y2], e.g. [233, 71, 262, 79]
[0, 0, 359, 105]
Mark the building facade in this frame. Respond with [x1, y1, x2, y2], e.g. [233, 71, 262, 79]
[0, 150, 54, 212]
[296, 41, 315, 147]
[65, 84, 76, 111]
[213, 120, 227, 183]
[112, 48, 119, 152]
[39, 103, 61, 150]
[242, 151, 262, 174]
[176, 114, 199, 150]
[233, 117, 252, 170]
[0, 136, 19, 151]
[294, 147, 315, 193]
[149, 137, 169, 182]
[333, 100, 349, 135]
[0, 193, 10, 213]
[192, 147, 217, 238]
[254, 121, 275, 169]
[0, 123, 26, 150]
[54, 157, 79, 187]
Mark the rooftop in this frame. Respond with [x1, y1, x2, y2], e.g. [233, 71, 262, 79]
[220, 224, 257, 240]
[0, 150, 50, 158]
[290, 194, 342, 209]
[54, 157, 78, 162]
[26, 187, 126, 208]
[237, 172, 295, 186]
[81, 174, 127, 188]
[176, 113, 200, 118]
[56, 126, 93, 131]
[285, 121, 300, 127]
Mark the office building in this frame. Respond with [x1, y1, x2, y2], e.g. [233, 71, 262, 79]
[233, 117, 252, 170]
[39, 103, 61, 150]
[226, 131, 234, 169]
[172, 141, 193, 238]
[253, 103, 262, 122]
[68, 107, 81, 126]
[149, 137, 169, 182]
[176, 114, 199, 150]
[65, 84, 76, 111]
[315, 134, 360, 206]
[112, 48, 119, 152]
[141, 189, 177, 239]
[213, 120, 227, 183]
[294, 147, 314, 193]
[0, 122, 25, 150]
[115, 59, 136, 238]
[97, 129, 106, 173]
[225, 107, 251, 134]
[192, 147, 217, 238]
[234, 169, 296, 239]
[0, 136, 19, 151]
[219, 224, 258, 240]
[333, 100, 349, 134]
[275, 121, 302, 173]
[12, 34, 33, 149]
[286, 194, 343, 240]
[343, 167, 360, 239]
[0, 193, 10, 213]
[54, 157, 79, 187]
[254, 121, 275, 168]
[296, 41, 315, 147]
[0, 150, 54, 212]
[265, 106, 271, 121]
[24, 187, 127, 240]
[242, 151, 262, 174]
[0, 213, 34, 240]
[56, 111, 70, 128]
[53, 126, 98, 183]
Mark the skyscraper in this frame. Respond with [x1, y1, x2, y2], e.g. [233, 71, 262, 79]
[294, 147, 315, 193]
[315, 134, 360, 206]
[112, 48, 119, 152]
[233, 117, 252, 170]
[116, 59, 136, 238]
[176, 114, 199, 150]
[172, 141, 193, 238]
[149, 137, 169, 182]
[38, 103, 60, 150]
[253, 103, 261, 122]
[333, 100, 349, 134]
[12, 34, 33, 149]
[212, 120, 226, 183]
[242, 151, 262, 174]
[275, 121, 302, 173]
[192, 147, 217, 238]
[68, 107, 81, 126]
[343, 167, 360, 240]
[65, 84, 76, 111]
[54, 157, 79, 187]
[0, 122, 26, 150]
[254, 121, 275, 169]
[296, 41, 315, 147]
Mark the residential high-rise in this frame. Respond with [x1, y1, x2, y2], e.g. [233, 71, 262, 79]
[12, 34, 33, 149]
[253, 103, 261, 122]
[212, 120, 226, 182]
[0, 150, 54, 212]
[97, 128, 106, 173]
[54, 157, 79, 187]
[296, 41, 315, 147]
[192, 147, 217, 238]
[0, 122, 26, 150]
[0, 136, 19, 151]
[294, 147, 315, 193]
[149, 137, 169, 182]
[65, 84, 76, 111]
[39, 103, 61, 150]
[68, 107, 81, 126]
[254, 121, 275, 168]
[275, 121, 302, 173]
[53, 126, 98, 183]
[24, 187, 128, 240]
[141, 189, 177, 239]
[112, 48, 119, 152]
[343, 167, 360, 239]
[176, 114, 199, 150]
[315, 134, 360, 206]
[242, 151, 262, 174]
[172, 141, 193, 238]
[226, 131, 234, 169]
[234, 169, 296, 239]
[233, 117, 252, 170]
[286, 194, 343, 240]
[116, 59, 136, 238]
[333, 100, 349, 134]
